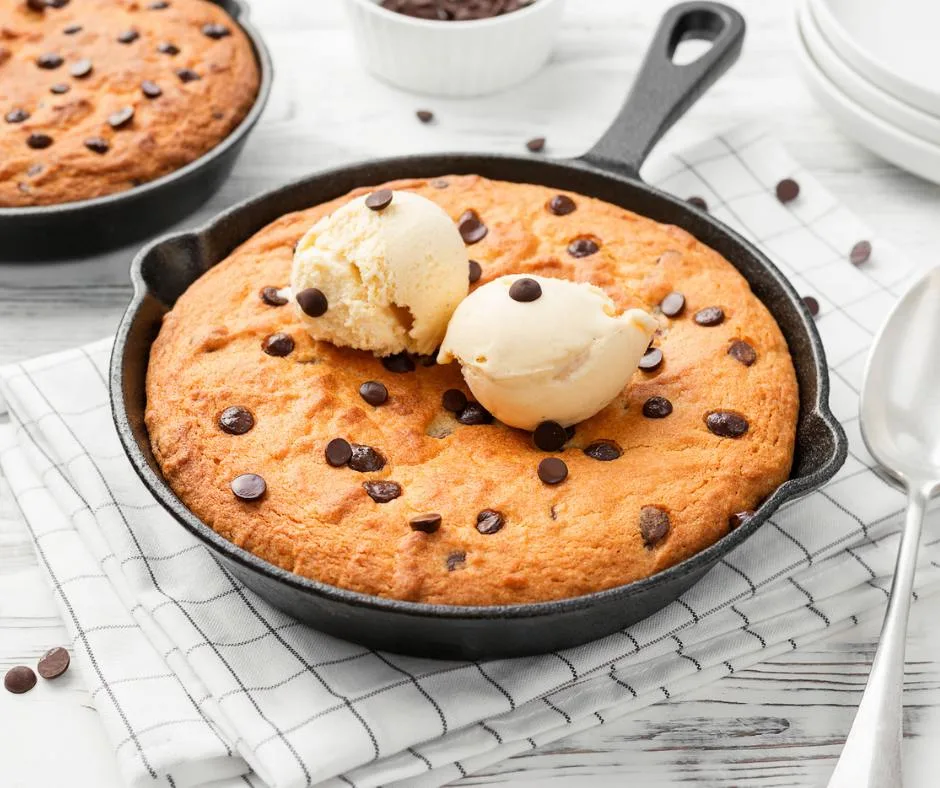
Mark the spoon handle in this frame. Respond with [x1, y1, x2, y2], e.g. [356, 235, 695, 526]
[827, 485, 929, 788]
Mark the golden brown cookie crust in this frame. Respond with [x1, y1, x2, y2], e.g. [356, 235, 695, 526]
[145, 176, 799, 606]
[0, 0, 259, 207]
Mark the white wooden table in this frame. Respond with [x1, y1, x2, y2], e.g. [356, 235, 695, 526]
[3, 0, 940, 785]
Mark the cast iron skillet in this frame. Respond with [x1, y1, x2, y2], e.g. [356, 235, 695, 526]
[0, 0, 273, 262]
[112, 2, 847, 660]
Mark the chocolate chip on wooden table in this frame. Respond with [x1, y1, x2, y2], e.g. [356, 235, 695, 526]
[37, 53, 64, 69]
[706, 410, 749, 438]
[457, 401, 493, 425]
[27, 133, 53, 149]
[202, 23, 231, 39]
[687, 195, 708, 211]
[568, 237, 600, 258]
[775, 177, 800, 204]
[728, 340, 757, 366]
[457, 210, 487, 245]
[446, 551, 466, 571]
[442, 388, 467, 413]
[694, 306, 725, 327]
[476, 509, 504, 535]
[50, 83, 70, 94]
[141, 80, 163, 99]
[850, 240, 872, 265]
[534, 420, 566, 452]
[84, 137, 109, 154]
[262, 332, 294, 356]
[4, 666, 37, 694]
[468, 259, 482, 284]
[118, 29, 140, 43]
[538, 457, 568, 485]
[416, 109, 434, 123]
[382, 352, 415, 373]
[349, 444, 386, 472]
[584, 440, 622, 461]
[64, 24, 83, 34]
[547, 194, 576, 215]
[27, 0, 46, 10]
[509, 277, 541, 302]
[296, 287, 328, 317]
[660, 291, 685, 318]
[410, 513, 441, 533]
[37, 647, 70, 679]
[642, 396, 672, 418]
[176, 68, 201, 82]
[638, 347, 663, 371]
[802, 295, 820, 317]
[5, 108, 29, 123]
[219, 406, 254, 435]
[364, 480, 401, 503]
[259, 286, 287, 306]
[729, 510, 755, 530]
[359, 380, 388, 406]
[365, 189, 393, 211]
[158, 42, 180, 55]
[70, 58, 92, 78]
[231, 473, 266, 501]
[108, 106, 135, 129]
[639, 506, 670, 547]
[325, 438, 352, 467]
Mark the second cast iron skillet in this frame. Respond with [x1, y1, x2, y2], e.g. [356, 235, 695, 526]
[112, 2, 847, 660]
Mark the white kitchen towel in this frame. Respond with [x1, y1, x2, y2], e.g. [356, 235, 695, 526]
[1, 124, 937, 788]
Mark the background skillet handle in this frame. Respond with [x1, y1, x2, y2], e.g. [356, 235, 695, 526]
[579, 2, 745, 178]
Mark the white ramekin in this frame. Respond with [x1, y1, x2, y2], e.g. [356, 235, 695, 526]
[344, 0, 566, 97]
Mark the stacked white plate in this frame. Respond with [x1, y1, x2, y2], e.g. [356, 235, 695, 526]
[795, 0, 940, 184]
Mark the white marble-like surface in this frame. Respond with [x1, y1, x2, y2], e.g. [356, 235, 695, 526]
[2, 0, 940, 786]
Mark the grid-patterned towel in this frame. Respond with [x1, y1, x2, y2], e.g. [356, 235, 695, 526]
[1, 126, 938, 788]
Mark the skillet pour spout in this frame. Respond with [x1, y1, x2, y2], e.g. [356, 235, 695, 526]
[112, 2, 846, 660]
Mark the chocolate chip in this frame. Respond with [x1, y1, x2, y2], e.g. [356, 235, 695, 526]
[803, 295, 820, 317]
[583, 440, 622, 461]
[457, 402, 493, 425]
[728, 340, 756, 366]
[410, 513, 442, 533]
[446, 551, 466, 571]
[365, 189, 393, 211]
[567, 237, 599, 258]
[534, 420, 566, 452]
[775, 178, 800, 204]
[325, 438, 352, 467]
[442, 389, 467, 413]
[37, 647, 70, 679]
[5, 108, 29, 123]
[458, 210, 488, 245]
[468, 259, 482, 283]
[262, 333, 294, 356]
[4, 666, 36, 694]
[526, 136, 545, 152]
[509, 277, 541, 302]
[729, 510, 755, 530]
[84, 137, 109, 154]
[158, 42, 180, 55]
[296, 287, 328, 317]
[706, 410, 749, 438]
[359, 380, 388, 406]
[27, 133, 53, 149]
[64, 24, 83, 34]
[639, 506, 670, 546]
[149, 1, 170, 8]
[419, 350, 438, 366]
[364, 480, 401, 503]
[431, 178, 449, 189]
[850, 240, 872, 265]
[219, 406, 254, 435]
[27, 0, 46, 10]
[118, 29, 140, 43]
[69, 58, 92, 78]
[694, 306, 724, 327]
[259, 286, 287, 306]
[349, 444, 386, 473]
[416, 109, 434, 123]
[642, 397, 672, 418]
[176, 68, 201, 82]
[141, 80, 162, 98]
[37, 53, 64, 69]
[660, 291, 685, 318]
[50, 83, 70, 94]
[687, 196, 708, 211]
[476, 509, 504, 535]
[202, 23, 231, 39]
[382, 352, 415, 373]
[547, 194, 576, 216]
[638, 347, 663, 371]
[108, 106, 134, 129]
[538, 457, 568, 485]
[231, 473, 266, 501]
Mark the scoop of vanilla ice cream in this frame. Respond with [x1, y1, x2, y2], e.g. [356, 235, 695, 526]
[438, 275, 658, 430]
[291, 191, 468, 356]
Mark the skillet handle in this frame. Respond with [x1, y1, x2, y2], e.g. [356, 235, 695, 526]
[579, 2, 745, 178]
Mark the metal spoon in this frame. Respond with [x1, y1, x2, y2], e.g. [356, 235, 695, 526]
[828, 267, 940, 788]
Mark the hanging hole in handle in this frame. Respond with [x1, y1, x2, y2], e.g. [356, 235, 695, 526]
[668, 10, 727, 66]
